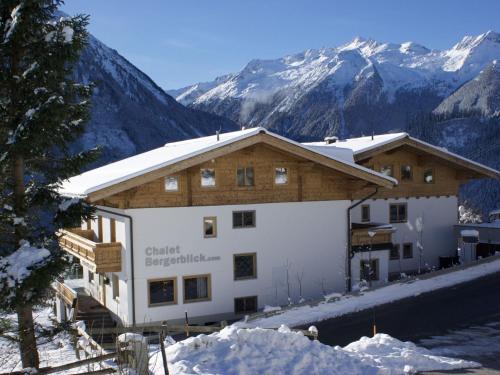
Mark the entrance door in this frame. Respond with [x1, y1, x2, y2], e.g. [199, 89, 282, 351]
[98, 274, 106, 306]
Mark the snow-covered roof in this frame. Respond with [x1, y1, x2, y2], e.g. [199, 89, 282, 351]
[305, 132, 500, 178]
[304, 133, 407, 154]
[60, 127, 396, 197]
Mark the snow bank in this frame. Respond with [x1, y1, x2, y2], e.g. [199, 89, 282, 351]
[150, 326, 478, 375]
[246, 256, 500, 328]
[344, 334, 479, 374]
[156, 325, 376, 375]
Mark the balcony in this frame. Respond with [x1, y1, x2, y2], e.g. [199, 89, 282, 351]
[58, 228, 122, 273]
[352, 223, 395, 251]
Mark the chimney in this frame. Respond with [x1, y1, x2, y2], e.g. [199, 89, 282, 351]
[324, 136, 338, 145]
[216, 130, 220, 141]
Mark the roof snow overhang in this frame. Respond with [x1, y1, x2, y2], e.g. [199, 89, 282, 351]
[61, 128, 397, 202]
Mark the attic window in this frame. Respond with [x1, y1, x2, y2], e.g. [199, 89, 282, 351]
[380, 165, 393, 177]
[401, 165, 413, 181]
[165, 176, 179, 191]
[201, 168, 216, 187]
[275, 167, 288, 185]
[424, 169, 434, 184]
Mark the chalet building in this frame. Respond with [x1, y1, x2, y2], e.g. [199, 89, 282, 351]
[306, 133, 499, 278]
[54, 128, 498, 327]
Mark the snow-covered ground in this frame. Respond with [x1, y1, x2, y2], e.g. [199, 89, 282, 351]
[149, 325, 478, 375]
[0, 308, 84, 374]
[242, 256, 500, 329]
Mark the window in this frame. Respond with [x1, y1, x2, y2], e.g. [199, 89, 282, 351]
[361, 205, 370, 222]
[274, 167, 288, 185]
[380, 165, 393, 177]
[110, 218, 116, 242]
[112, 274, 120, 300]
[203, 217, 217, 238]
[390, 244, 400, 260]
[88, 270, 94, 283]
[424, 169, 434, 184]
[233, 211, 256, 228]
[403, 243, 413, 259]
[401, 165, 413, 181]
[235, 296, 258, 314]
[389, 203, 407, 223]
[237, 167, 254, 187]
[360, 259, 379, 281]
[200, 168, 216, 187]
[183, 275, 211, 302]
[148, 278, 177, 306]
[234, 253, 257, 280]
[165, 176, 179, 191]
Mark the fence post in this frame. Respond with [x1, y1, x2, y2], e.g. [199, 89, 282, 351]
[160, 321, 169, 375]
[116, 333, 149, 375]
[184, 311, 190, 337]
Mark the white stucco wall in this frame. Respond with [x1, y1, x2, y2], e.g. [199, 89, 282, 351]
[125, 200, 349, 324]
[352, 196, 458, 275]
[351, 250, 390, 288]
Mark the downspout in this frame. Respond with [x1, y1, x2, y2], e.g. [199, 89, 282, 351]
[346, 187, 379, 293]
[97, 207, 136, 326]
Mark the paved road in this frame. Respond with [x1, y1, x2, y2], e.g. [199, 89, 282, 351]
[301, 271, 500, 373]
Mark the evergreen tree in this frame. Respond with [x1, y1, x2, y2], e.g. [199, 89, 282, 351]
[0, 1, 96, 368]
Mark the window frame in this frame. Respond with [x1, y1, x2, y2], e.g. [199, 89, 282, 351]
[361, 204, 370, 223]
[360, 259, 379, 281]
[400, 165, 413, 181]
[390, 244, 400, 260]
[232, 210, 256, 229]
[148, 277, 177, 307]
[183, 274, 212, 303]
[88, 270, 95, 284]
[389, 203, 408, 223]
[236, 166, 255, 187]
[234, 296, 258, 314]
[233, 253, 257, 281]
[380, 165, 394, 177]
[423, 169, 435, 184]
[403, 243, 414, 259]
[274, 167, 289, 185]
[164, 175, 180, 192]
[200, 168, 216, 188]
[203, 216, 217, 238]
[112, 274, 120, 300]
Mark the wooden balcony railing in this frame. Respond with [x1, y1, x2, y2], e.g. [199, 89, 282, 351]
[52, 279, 78, 305]
[351, 224, 395, 251]
[59, 228, 122, 273]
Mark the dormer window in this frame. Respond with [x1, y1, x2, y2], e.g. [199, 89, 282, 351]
[201, 168, 216, 187]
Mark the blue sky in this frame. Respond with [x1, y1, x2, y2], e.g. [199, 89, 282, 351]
[62, 0, 500, 90]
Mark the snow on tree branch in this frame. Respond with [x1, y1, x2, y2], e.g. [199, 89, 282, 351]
[0, 241, 51, 303]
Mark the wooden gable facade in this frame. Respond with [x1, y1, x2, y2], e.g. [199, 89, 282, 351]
[90, 133, 395, 209]
[353, 137, 499, 200]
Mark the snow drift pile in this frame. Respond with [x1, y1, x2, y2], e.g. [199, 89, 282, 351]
[151, 325, 478, 375]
